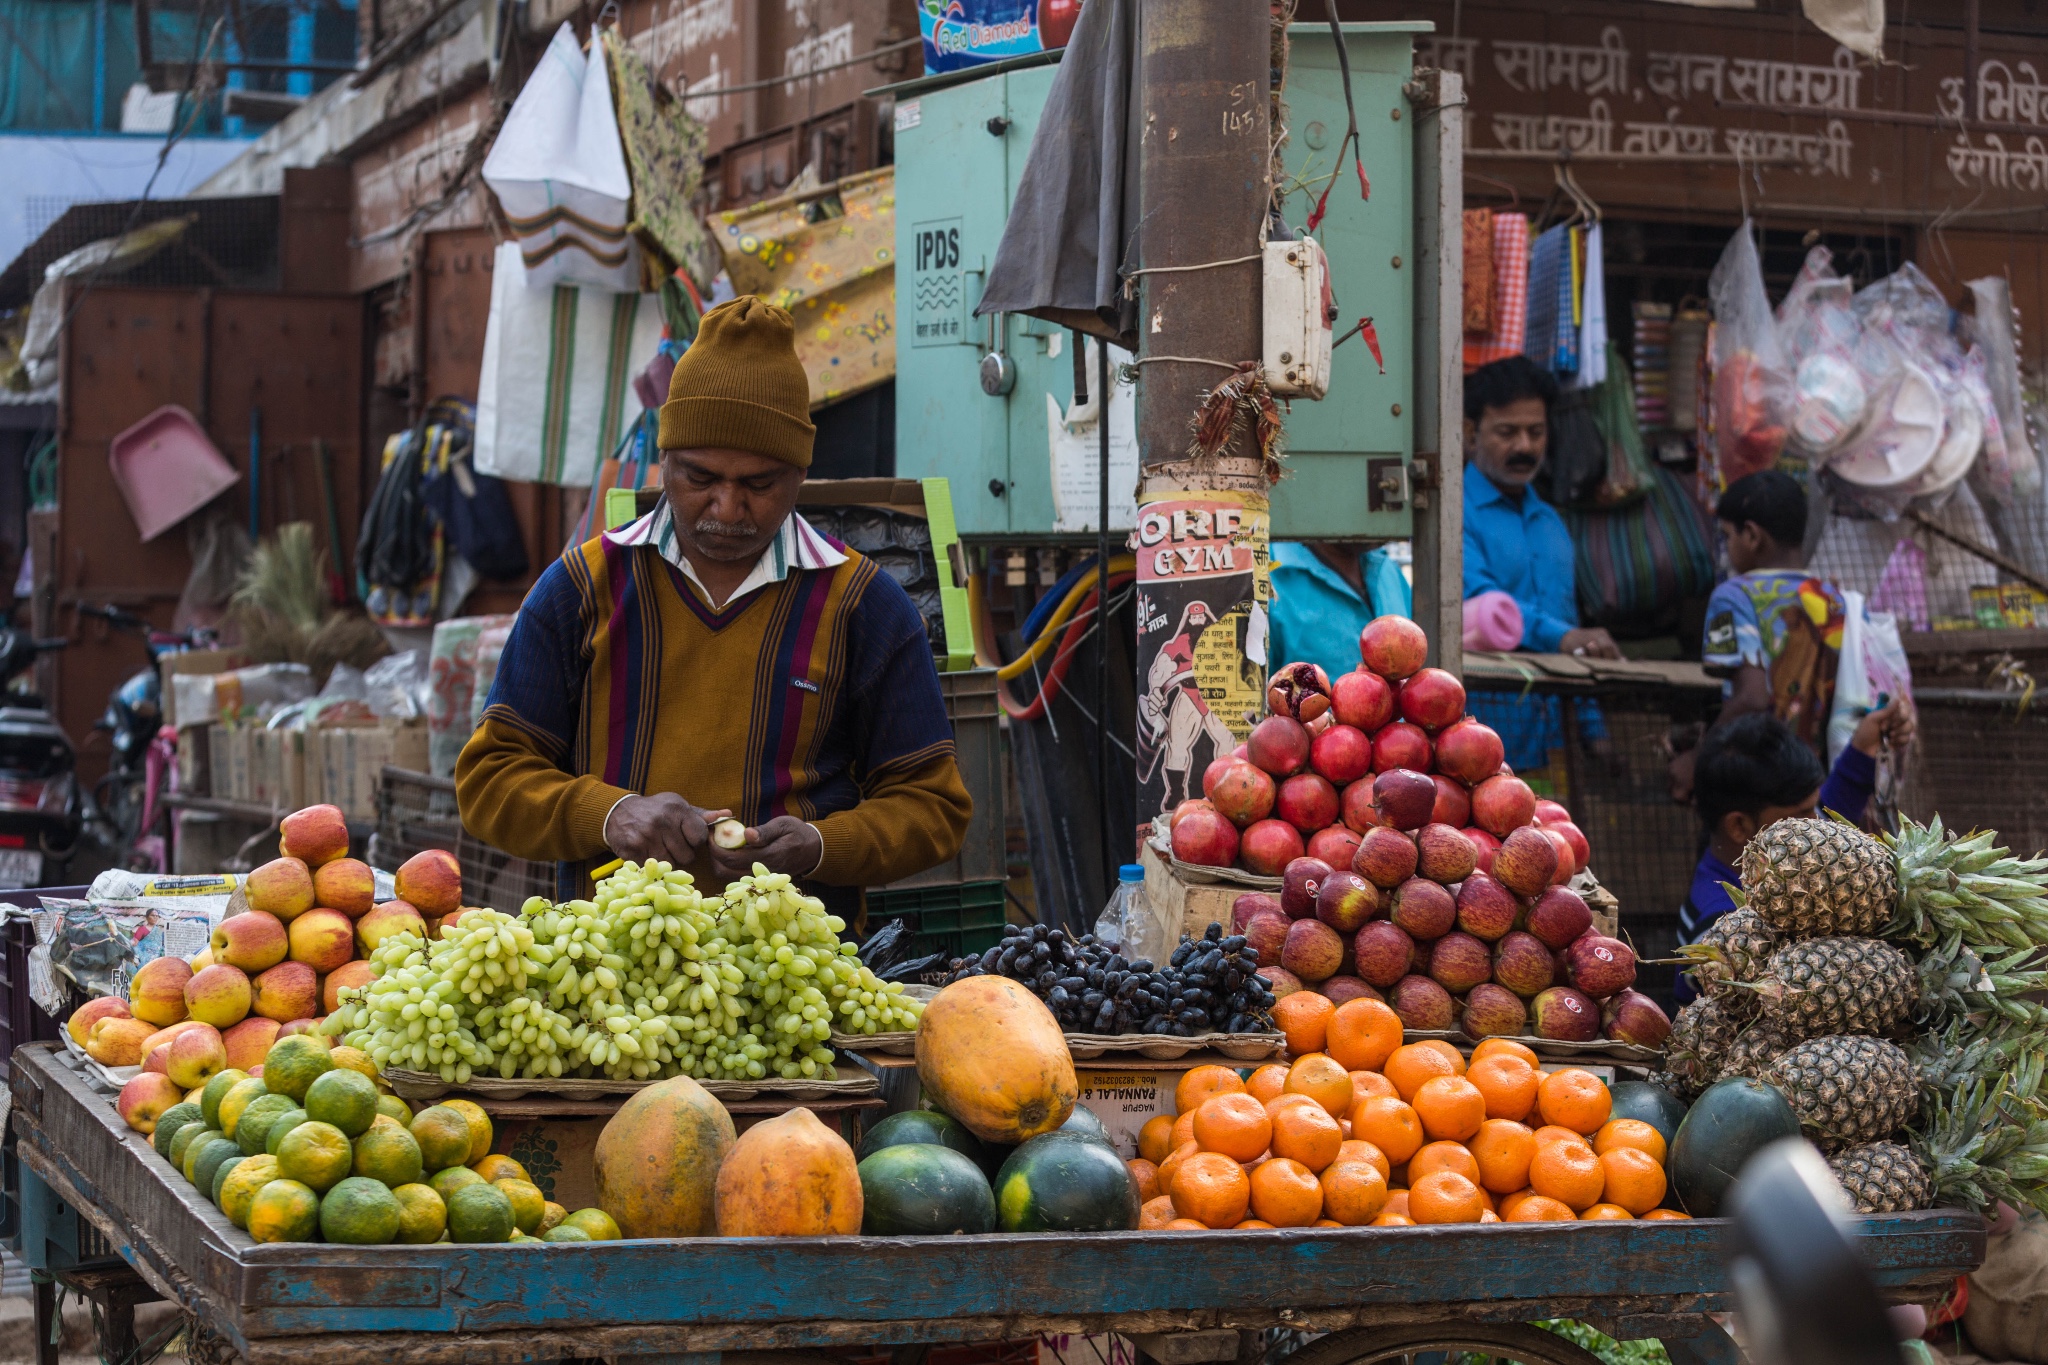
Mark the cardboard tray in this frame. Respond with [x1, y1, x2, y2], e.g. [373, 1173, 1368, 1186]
[1406, 1030, 1664, 1066]
[380, 1067, 878, 1103]
[834, 1028, 1286, 1062]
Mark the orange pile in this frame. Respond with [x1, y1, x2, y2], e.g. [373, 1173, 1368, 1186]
[1130, 998, 1689, 1230]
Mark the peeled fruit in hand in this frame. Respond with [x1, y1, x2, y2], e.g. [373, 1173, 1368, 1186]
[915, 976, 1077, 1144]
[128, 956, 193, 1027]
[212, 913, 289, 974]
[117, 1072, 185, 1132]
[184, 964, 252, 1029]
[393, 850, 462, 917]
[254, 961, 321, 1022]
[222, 1017, 281, 1072]
[322, 960, 376, 1014]
[165, 1025, 227, 1089]
[244, 857, 315, 922]
[1267, 661, 1333, 724]
[1359, 616, 1428, 679]
[592, 1075, 736, 1238]
[358, 900, 428, 955]
[67, 997, 130, 1045]
[86, 1016, 157, 1066]
[714, 1106, 862, 1236]
[288, 908, 357, 973]
[279, 804, 349, 867]
[311, 858, 376, 918]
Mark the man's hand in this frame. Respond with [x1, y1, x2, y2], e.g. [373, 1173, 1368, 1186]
[711, 816, 823, 881]
[1852, 695, 1916, 756]
[604, 793, 728, 868]
[1558, 626, 1623, 660]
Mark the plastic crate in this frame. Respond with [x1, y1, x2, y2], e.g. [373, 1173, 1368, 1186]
[374, 767, 557, 906]
[0, 889, 81, 1083]
[867, 879, 1008, 970]
[882, 667, 1004, 890]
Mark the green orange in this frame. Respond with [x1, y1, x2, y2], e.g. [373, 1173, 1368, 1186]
[447, 1182, 516, 1243]
[219, 1156, 281, 1229]
[411, 1106, 475, 1171]
[353, 1120, 425, 1187]
[247, 1179, 320, 1243]
[320, 1177, 403, 1245]
[304, 1068, 379, 1137]
[262, 1035, 335, 1103]
[390, 1183, 447, 1244]
[275, 1120, 354, 1193]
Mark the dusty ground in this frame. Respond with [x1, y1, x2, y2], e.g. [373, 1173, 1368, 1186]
[0, 1293, 187, 1365]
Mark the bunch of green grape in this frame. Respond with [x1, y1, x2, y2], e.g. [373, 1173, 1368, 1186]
[328, 861, 922, 1084]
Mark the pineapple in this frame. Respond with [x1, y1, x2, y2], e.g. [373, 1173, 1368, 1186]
[1740, 819, 1897, 938]
[1664, 997, 1745, 1098]
[1743, 937, 1918, 1041]
[1678, 908, 1778, 1003]
[1886, 816, 2048, 953]
[1828, 1141, 1933, 1214]
[1764, 1034, 1919, 1145]
[1716, 1017, 1791, 1082]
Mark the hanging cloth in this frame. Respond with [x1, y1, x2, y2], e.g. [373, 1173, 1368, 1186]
[1523, 224, 1579, 378]
[1573, 222, 1609, 389]
[1464, 212, 1530, 373]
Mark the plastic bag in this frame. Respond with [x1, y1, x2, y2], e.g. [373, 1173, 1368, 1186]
[1709, 222, 1793, 482]
[1539, 387, 1609, 508]
[1827, 588, 1913, 766]
[1590, 343, 1654, 507]
[364, 650, 427, 721]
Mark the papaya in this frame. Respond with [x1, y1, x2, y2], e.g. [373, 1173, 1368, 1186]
[714, 1107, 861, 1237]
[914, 976, 1077, 1145]
[592, 1075, 735, 1238]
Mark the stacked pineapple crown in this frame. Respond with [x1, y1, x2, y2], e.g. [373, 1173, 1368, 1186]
[1671, 814, 2048, 1216]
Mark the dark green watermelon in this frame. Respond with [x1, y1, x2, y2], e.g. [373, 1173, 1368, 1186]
[994, 1132, 1140, 1232]
[1058, 1106, 1111, 1143]
[1608, 1080, 1689, 1150]
[1669, 1078, 1801, 1217]
[859, 1109, 993, 1170]
[858, 1144, 997, 1235]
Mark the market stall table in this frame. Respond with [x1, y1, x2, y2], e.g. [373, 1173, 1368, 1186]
[9, 1043, 1981, 1365]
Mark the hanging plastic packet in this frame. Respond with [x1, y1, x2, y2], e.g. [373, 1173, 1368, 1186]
[1707, 223, 1792, 482]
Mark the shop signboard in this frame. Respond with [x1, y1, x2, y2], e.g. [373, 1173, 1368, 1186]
[920, 0, 1080, 76]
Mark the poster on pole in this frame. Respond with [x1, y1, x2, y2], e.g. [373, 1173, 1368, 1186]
[1133, 490, 1271, 824]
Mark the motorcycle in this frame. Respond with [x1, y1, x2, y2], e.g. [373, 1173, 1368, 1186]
[0, 628, 82, 887]
[77, 605, 213, 874]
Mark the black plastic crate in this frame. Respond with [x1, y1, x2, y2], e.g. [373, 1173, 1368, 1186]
[0, 888, 82, 1083]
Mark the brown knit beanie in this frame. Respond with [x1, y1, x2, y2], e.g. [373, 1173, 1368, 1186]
[657, 296, 815, 467]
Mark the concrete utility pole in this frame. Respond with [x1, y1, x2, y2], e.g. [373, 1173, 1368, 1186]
[1130, 0, 1271, 830]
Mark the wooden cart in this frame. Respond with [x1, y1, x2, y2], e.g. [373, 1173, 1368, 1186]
[8, 1043, 1983, 1365]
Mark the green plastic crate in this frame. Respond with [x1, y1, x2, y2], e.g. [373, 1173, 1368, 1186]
[868, 880, 1007, 964]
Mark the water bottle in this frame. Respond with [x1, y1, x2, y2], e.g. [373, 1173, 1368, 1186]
[1093, 864, 1148, 950]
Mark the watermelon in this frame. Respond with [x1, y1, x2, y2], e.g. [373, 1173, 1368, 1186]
[1608, 1080, 1689, 1150]
[994, 1132, 1141, 1232]
[1669, 1078, 1800, 1217]
[1059, 1106, 1111, 1143]
[860, 1109, 994, 1169]
[858, 1144, 997, 1235]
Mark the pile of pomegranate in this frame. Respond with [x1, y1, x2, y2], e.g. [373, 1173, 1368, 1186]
[1166, 615, 1669, 1048]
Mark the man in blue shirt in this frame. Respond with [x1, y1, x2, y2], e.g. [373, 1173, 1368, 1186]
[1460, 357, 1618, 769]
[1266, 542, 1408, 686]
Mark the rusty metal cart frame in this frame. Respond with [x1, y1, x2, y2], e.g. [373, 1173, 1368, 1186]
[8, 1044, 1982, 1365]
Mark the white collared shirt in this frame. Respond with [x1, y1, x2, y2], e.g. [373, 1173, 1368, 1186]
[604, 499, 847, 610]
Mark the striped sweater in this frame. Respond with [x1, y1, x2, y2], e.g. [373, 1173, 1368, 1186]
[454, 517, 971, 900]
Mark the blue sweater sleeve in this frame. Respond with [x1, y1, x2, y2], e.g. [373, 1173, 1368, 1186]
[476, 554, 590, 761]
[1817, 745, 1878, 826]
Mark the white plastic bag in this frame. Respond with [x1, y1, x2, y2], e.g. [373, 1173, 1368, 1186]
[1828, 588, 1913, 765]
[1709, 222, 1793, 482]
[482, 23, 641, 292]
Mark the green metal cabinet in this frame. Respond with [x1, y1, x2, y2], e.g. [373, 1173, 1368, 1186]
[891, 23, 1433, 541]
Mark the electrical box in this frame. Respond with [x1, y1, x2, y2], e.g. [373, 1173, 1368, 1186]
[1264, 236, 1335, 400]
[890, 22, 1433, 540]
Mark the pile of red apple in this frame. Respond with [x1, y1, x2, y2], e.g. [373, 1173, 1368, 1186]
[66, 803, 470, 1124]
[1167, 615, 1670, 1049]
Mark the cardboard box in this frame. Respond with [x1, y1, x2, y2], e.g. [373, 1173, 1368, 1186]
[248, 728, 307, 811]
[1073, 1069, 1182, 1160]
[312, 722, 429, 821]
[209, 725, 255, 803]
[159, 650, 243, 729]
[1137, 840, 1245, 946]
[178, 724, 213, 797]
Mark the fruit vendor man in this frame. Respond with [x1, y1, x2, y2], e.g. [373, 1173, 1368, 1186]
[456, 298, 972, 904]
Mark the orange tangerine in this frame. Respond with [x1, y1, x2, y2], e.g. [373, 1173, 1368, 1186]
[1581, 1203, 1634, 1221]
[1496, 1187, 1538, 1219]
[1175, 1064, 1247, 1116]
[1503, 1194, 1578, 1222]
[1156, 1139, 1200, 1194]
[1170, 1151, 1252, 1229]
[1469, 1119, 1537, 1195]
[1371, 1211, 1416, 1226]
[1319, 1160, 1390, 1225]
[1384, 1044, 1459, 1102]
[1598, 1146, 1668, 1216]
[1642, 1208, 1692, 1220]
[1413, 1076, 1488, 1143]
[1193, 1092, 1273, 1162]
[1164, 1218, 1208, 1230]
[1246, 1064, 1291, 1104]
[1409, 1170, 1486, 1224]
[1325, 998, 1403, 1073]
[1171, 1111, 1198, 1149]
[1128, 1158, 1161, 1201]
[1233, 1219, 1278, 1229]
[1480, 1209, 1501, 1223]
[1414, 1039, 1467, 1074]
[1139, 1195, 1177, 1229]
[1286, 1053, 1358, 1118]
[1265, 1091, 1325, 1119]
[1313, 1218, 1345, 1228]
[1138, 1115, 1176, 1165]
[1470, 1037, 1539, 1068]
[1467, 1054, 1540, 1123]
[1249, 1157, 1325, 1227]
[1349, 1096, 1424, 1165]
[1534, 1124, 1592, 1152]
[1350, 1070, 1398, 1107]
[1536, 1068, 1612, 1136]
[1409, 1140, 1481, 1186]
[1334, 1139, 1391, 1181]
[1272, 992, 1336, 1056]
[1270, 1099, 1344, 1172]
[1383, 1189, 1410, 1218]
[1593, 1118, 1668, 1165]
[1529, 1139, 1605, 1212]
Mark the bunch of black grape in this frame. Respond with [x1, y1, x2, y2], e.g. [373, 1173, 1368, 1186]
[946, 922, 1276, 1036]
